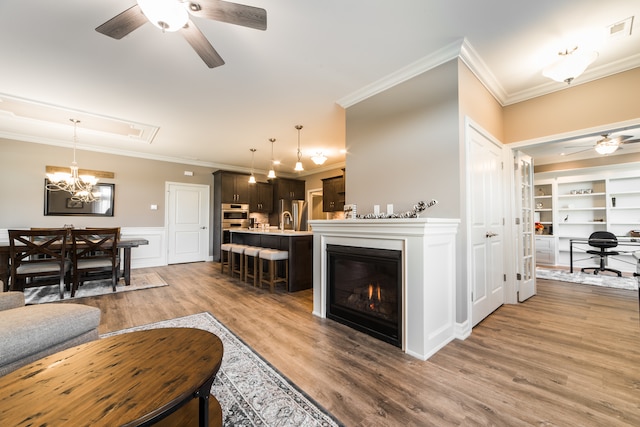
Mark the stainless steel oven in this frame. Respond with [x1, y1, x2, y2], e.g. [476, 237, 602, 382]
[221, 204, 249, 243]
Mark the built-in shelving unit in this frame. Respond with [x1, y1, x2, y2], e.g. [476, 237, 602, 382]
[533, 167, 640, 273]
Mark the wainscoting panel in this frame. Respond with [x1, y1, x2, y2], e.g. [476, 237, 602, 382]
[120, 227, 166, 269]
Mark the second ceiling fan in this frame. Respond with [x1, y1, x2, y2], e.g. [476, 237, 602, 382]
[95, 0, 267, 68]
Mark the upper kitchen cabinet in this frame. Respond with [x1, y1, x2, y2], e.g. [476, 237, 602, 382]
[271, 178, 305, 201]
[322, 175, 345, 212]
[214, 171, 250, 204]
[249, 182, 273, 213]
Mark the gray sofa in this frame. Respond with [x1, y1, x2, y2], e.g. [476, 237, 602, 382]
[0, 292, 101, 376]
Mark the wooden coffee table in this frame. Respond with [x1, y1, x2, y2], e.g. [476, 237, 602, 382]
[0, 327, 223, 426]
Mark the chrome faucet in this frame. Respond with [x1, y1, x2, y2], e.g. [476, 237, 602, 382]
[281, 210, 293, 230]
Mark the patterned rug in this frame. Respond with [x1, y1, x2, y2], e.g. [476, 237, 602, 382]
[536, 267, 638, 291]
[102, 312, 343, 427]
[23, 272, 168, 304]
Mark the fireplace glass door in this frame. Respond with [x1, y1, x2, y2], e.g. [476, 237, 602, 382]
[327, 244, 402, 347]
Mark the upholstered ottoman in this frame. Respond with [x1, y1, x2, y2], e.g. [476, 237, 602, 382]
[0, 292, 101, 376]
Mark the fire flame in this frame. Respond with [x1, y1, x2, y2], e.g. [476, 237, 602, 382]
[368, 283, 382, 310]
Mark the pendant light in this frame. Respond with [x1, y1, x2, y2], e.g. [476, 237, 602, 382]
[294, 125, 304, 171]
[267, 138, 277, 179]
[248, 148, 257, 184]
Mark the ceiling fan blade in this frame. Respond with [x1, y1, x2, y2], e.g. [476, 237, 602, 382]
[180, 19, 225, 68]
[621, 138, 640, 145]
[95, 5, 147, 40]
[187, 0, 267, 30]
[563, 147, 594, 156]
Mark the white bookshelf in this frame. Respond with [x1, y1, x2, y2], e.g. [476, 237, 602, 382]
[534, 167, 640, 273]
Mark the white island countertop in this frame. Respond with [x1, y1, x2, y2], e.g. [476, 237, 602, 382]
[229, 228, 313, 236]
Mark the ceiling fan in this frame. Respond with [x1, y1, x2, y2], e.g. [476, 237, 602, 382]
[563, 133, 640, 156]
[95, 0, 267, 68]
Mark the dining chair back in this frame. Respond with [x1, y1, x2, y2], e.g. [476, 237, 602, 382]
[71, 228, 120, 297]
[8, 229, 71, 299]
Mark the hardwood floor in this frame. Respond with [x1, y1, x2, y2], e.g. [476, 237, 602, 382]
[71, 262, 639, 426]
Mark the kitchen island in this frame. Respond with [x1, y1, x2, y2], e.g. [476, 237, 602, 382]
[229, 229, 313, 292]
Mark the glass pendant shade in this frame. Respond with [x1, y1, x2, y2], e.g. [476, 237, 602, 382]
[294, 161, 303, 171]
[294, 125, 304, 171]
[137, 0, 189, 32]
[268, 138, 276, 178]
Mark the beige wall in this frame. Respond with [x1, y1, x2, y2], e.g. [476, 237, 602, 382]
[0, 138, 215, 229]
[458, 60, 504, 142]
[504, 67, 640, 143]
[345, 59, 460, 217]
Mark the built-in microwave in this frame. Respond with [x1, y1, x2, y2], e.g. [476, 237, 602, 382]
[221, 203, 249, 221]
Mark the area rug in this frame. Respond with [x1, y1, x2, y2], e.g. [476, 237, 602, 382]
[536, 267, 638, 291]
[23, 272, 169, 304]
[102, 312, 343, 427]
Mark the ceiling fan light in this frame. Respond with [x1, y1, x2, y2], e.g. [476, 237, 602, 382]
[594, 143, 618, 155]
[542, 47, 598, 84]
[137, 0, 189, 32]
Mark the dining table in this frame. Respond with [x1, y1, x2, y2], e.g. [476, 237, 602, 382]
[0, 235, 149, 292]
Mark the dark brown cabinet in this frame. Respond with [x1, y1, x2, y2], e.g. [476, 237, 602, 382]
[322, 175, 345, 212]
[217, 171, 250, 204]
[271, 178, 305, 201]
[249, 182, 273, 213]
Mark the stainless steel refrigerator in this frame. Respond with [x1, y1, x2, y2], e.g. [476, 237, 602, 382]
[279, 199, 308, 231]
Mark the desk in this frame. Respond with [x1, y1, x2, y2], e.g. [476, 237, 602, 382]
[569, 237, 640, 273]
[0, 328, 223, 427]
[0, 237, 149, 292]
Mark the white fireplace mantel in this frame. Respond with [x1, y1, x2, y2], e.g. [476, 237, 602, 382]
[309, 218, 459, 360]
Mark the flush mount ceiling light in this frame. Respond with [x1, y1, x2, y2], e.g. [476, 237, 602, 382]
[294, 125, 304, 172]
[267, 138, 277, 179]
[542, 47, 598, 84]
[311, 152, 327, 165]
[46, 119, 100, 203]
[248, 148, 257, 183]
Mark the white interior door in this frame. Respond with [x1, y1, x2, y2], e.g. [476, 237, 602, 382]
[469, 124, 505, 326]
[515, 152, 536, 302]
[167, 183, 209, 264]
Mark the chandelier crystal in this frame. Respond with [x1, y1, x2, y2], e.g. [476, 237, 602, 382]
[46, 119, 100, 203]
[294, 125, 304, 171]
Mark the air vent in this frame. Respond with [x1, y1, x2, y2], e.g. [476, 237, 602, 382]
[607, 16, 634, 39]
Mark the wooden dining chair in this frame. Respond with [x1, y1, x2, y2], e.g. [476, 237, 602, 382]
[71, 228, 120, 297]
[8, 229, 71, 299]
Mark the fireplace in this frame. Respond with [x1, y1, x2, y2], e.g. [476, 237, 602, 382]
[327, 244, 402, 347]
[310, 218, 459, 360]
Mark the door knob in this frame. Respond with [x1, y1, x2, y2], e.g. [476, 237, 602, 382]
[486, 232, 498, 238]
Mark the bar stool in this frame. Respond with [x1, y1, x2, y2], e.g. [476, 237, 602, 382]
[244, 246, 263, 287]
[231, 244, 249, 280]
[220, 243, 235, 275]
[258, 249, 289, 293]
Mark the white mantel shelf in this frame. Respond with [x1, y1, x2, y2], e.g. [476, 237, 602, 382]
[309, 218, 460, 361]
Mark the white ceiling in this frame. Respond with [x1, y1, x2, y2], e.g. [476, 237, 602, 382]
[1, 0, 639, 173]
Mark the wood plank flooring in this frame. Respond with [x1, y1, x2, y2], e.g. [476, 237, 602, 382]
[69, 262, 640, 426]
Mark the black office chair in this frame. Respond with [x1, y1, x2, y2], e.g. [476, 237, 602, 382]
[581, 231, 622, 277]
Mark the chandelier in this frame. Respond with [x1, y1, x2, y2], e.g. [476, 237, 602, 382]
[46, 119, 100, 203]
